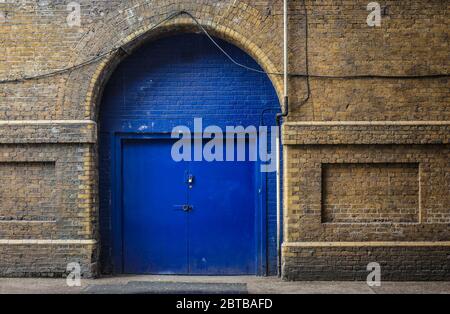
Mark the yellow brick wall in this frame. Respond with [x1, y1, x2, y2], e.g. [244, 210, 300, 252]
[0, 0, 448, 279]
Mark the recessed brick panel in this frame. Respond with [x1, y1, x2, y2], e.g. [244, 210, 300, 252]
[321, 163, 420, 224]
[0, 162, 56, 222]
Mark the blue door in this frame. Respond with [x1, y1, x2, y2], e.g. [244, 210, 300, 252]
[121, 138, 257, 275]
[122, 139, 189, 274]
[99, 34, 280, 275]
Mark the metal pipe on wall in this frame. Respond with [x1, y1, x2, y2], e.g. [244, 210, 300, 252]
[284, 0, 289, 98]
[276, 0, 289, 277]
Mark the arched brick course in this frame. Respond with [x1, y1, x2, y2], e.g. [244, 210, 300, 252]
[60, 1, 286, 121]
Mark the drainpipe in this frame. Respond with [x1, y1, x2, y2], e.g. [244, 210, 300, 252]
[275, 0, 289, 278]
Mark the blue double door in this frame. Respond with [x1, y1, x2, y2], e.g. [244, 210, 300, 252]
[121, 139, 258, 275]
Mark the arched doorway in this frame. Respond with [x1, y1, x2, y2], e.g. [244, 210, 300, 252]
[99, 33, 280, 275]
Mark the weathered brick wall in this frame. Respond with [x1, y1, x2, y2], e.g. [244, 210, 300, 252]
[0, 0, 448, 279]
[0, 242, 97, 278]
[321, 163, 420, 224]
[288, 0, 449, 122]
[0, 161, 57, 237]
[283, 139, 450, 242]
[0, 123, 97, 277]
[282, 123, 449, 280]
[283, 245, 450, 281]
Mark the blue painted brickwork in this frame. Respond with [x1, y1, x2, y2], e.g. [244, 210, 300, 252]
[99, 34, 280, 275]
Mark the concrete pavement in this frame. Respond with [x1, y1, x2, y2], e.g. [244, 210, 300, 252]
[1, 276, 449, 294]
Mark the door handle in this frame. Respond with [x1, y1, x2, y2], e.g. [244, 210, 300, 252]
[174, 205, 193, 212]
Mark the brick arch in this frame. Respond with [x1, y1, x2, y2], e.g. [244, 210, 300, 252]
[60, 1, 284, 120]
